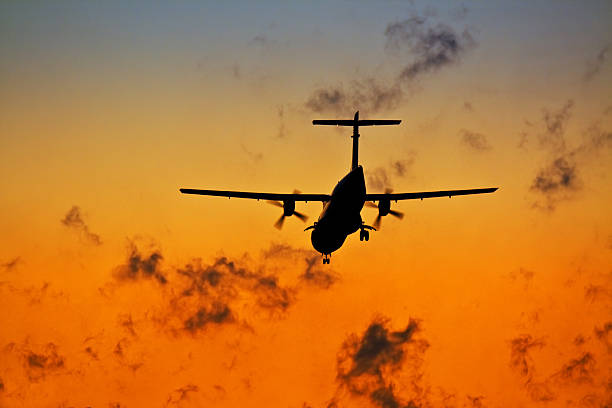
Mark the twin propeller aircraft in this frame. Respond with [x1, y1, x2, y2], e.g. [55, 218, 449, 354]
[180, 112, 497, 263]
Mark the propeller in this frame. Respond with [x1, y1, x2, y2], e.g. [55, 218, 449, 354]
[365, 188, 404, 229]
[267, 190, 308, 230]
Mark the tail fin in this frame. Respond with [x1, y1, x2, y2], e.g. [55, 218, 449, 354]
[312, 111, 401, 170]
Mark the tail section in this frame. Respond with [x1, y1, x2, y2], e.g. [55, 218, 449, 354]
[313, 111, 401, 170]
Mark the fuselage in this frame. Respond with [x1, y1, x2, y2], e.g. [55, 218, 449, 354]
[310, 165, 366, 255]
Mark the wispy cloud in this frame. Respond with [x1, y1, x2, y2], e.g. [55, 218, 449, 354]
[527, 101, 612, 210]
[305, 10, 476, 115]
[61, 206, 102, 245]
[460, 129, 492, 152]
[584, 44, 610, 82]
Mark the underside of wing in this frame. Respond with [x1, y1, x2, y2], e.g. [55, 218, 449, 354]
[366, 187, 498, 201]
[179, 188, 331, 202]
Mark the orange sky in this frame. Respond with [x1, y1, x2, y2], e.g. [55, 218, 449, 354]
[1, 1, 611, 407]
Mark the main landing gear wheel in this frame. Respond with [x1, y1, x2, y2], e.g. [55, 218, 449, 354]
[359, 229, 369, 241]
[322, 254, 330, 264]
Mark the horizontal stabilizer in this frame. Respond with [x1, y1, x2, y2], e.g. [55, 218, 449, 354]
[312, 119, 401, 126]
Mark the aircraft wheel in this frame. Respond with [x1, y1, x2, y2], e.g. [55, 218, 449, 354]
[365, 231, 369, 241]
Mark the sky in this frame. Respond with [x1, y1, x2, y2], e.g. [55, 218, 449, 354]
[0, 1, 611, 407]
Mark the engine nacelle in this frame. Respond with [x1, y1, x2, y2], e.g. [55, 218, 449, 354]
[283, 200, 295, 216]
[378, 199, 390, 216]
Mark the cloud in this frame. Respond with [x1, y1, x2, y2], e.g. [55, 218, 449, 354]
[113, 241, 166, 285]
[367, 154, 416, 192]
[184, 303, 235, 333]
[367, 168, 392, 192]
[539, 100, 574, 152]
[584, 44, 610, 82]
[530, 157, 579, 199]
[528, 102, 612, 210]
[300, 255, 339, 289]
[1, 256, 21, 272]
[263, 243, 340, 290]
[385, 16, 476, 81]
[554, 352, 596, 385]
[305, 11, 476, 114]
[164, 384, 199, 407]
[106, 242, 337, 336]
[593, 322, 612, 353]
[460, 129, 492, 152]
[117, 314, 136, 338]
[334, 317, 429, 407]
[509, 335, 545, 378]
[305, 80, 403, 115]
[61, 206, 102, 245]
[22, 342, 66, 382]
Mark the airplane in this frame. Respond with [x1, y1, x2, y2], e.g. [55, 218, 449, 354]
[180, 111, 497, 264]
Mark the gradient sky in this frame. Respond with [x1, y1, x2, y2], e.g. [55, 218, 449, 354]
[1, 1, 611, 407]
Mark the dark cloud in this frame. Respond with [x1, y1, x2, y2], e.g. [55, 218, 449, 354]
[263, 243, 340, 290]
[105, 242, 336, 338]
[540, 100, 574, 152]
[573, 335, 586, 347]
[466, 395, 485, 407]
[118, 313, 137, 337]
[335, 317, 429, 407]
[528, 102, 612, 210]
[113, 242, 166, 285]
[1, 256, 21, 272]
[61, 206, 102, 245]
[305, 80, 403, 115]
[183, 303, 235, 333]
[509, 334, 556, 402]
[84, 346, 98, 360]
[584, 284, 608, 303]
[509, 335, 545, 379]
[112, 338, 143, 372]
[164, 384, 199, 407]
[594, 322, 612, 353]
[385, 16, 476, 81]
[555, 352, 595, 384]
[460, 129, 492, 152]
[530, 157, 579, 201]
[584, 44, 610, 82]
[0, 281, 67, 305]
[300, 255, 339, 289]
[305, 12, 476, 114]
[23, 343, 65, 382]
[367, 167, 393, 192]
[367, 155, 416, 192]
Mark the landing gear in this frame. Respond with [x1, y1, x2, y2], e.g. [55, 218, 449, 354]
[360, 223, 375, 242]
[359, 229, 369, 241]
[322, 254, 330, 264]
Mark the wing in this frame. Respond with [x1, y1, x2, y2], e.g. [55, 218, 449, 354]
[366, 187, 498, 201]
[179, 188, 330, 202]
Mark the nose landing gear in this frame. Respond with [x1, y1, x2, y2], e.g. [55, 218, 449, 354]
[322, 254, 330, 264]
[359, 229, 369, 241]
[359, 224, 375, 242]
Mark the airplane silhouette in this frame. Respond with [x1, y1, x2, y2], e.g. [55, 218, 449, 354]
[180, 111, 497, 264]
